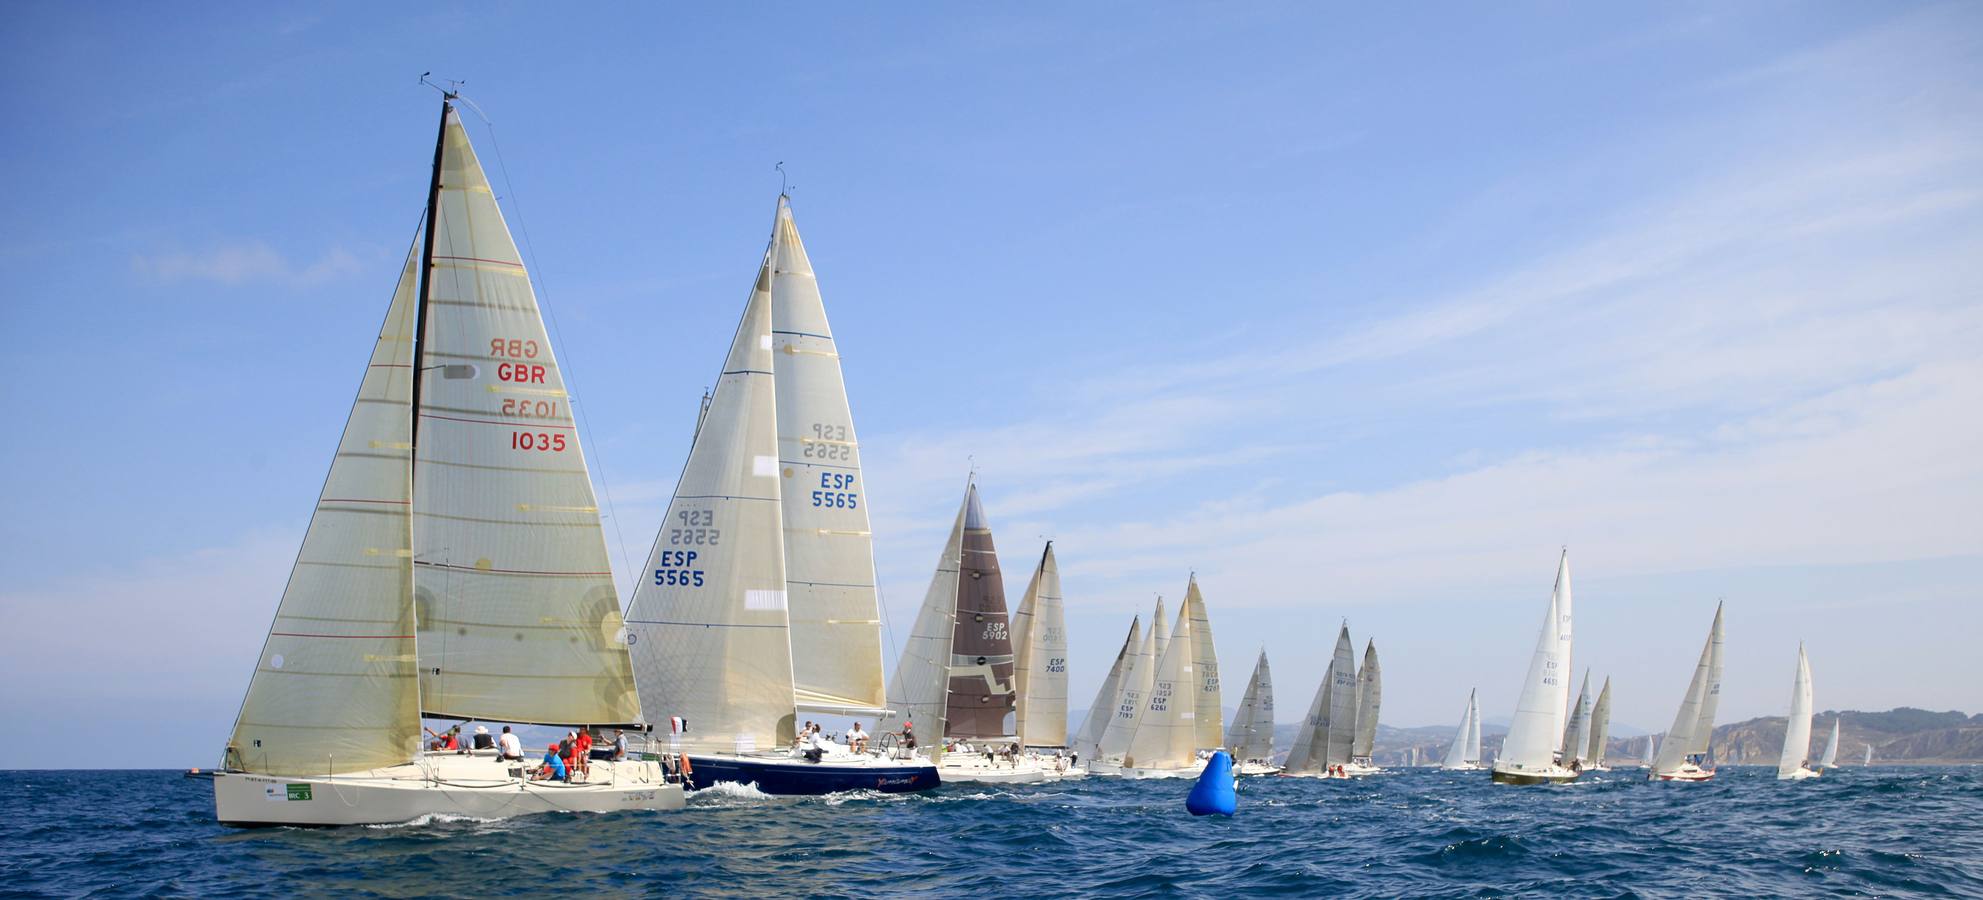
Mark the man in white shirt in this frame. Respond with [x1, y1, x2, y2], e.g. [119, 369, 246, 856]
[497, 726, 524, 762]
[847, 722, 869, 754]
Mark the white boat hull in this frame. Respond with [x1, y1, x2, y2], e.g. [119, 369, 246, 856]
[1490, 762, 1581, 784]
[1778, 766, 1821, 781]
[1234, 761, 1284, 776]
[1342, 761, 1385, 777]
[938, 754, 1049, 784]
[214, 753, 684, 826]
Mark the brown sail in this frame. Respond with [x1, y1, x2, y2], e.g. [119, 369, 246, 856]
[944, 483, 1017, 738]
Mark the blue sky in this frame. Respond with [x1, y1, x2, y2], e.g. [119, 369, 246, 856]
[3, 3, 1979, 768]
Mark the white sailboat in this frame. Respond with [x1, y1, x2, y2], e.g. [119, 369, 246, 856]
[1345, 640, 1384, 775]
[1071, 617, 1140, 766]
[767, 197, 892, 725]
[1441, 689, 1484, 770]
[1090, 597, 1162, 774]
[1863, 744, 1873, 766]
[622, 198, 935, 795]
[1561, 671, 1593, 771]
[1650, 601, 1725, 782]
[1586, 677, 1612, 771]
[1491, 550, 1580, 784]
[882, 481, 1046, 783]
[1108, 599, 1204, 779]
[214, 96, 685, 825]
[1226, 649, 1282, 775]
[1642, 734, 1658, 769]
[1013, 542, 1080, 777]
[1778, 643, 1820, 781]
[1282, 624, 1358, 779]
[1817, 717, 1840, 773]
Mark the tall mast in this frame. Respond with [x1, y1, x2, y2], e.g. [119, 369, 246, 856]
[408, 94, 453, 473]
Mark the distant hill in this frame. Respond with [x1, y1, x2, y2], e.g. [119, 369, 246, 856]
[1072, 707, 1982, 766]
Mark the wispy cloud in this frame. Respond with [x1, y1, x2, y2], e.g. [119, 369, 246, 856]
[132, 241, 364, 287]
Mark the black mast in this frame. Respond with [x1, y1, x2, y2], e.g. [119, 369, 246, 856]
[409, 94, 453, 473]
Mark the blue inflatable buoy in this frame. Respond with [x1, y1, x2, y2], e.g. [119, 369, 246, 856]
[1186, 750, 1237, 816]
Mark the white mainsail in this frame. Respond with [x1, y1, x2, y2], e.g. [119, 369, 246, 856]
[1587, 677, 1612, 767]
[1562, 671, 1593, 765]
[1012, 542, 1070, 747]
[624, 261, 795, 754]
[408, 110, 641, 727]
[1652, 602, 1724, 775]
[1182, 576, 1223, 750]
[1819, 717, 1840, 769]
[768, 198, 887, 717]
[1225, 649, 1275, 762]
[1497, 550, 1574, 772]
[1072, 617, 1139, 761]
[881, 496, 966, 739]
[1124, 601, 1197, 770]
[1283, 658, 1330, 774]
[1323, 625, 1359, 767]
[1690, 601, 1726, 757]
[1351, 640, 1382, 762]
[1863, 744, 1873, 766]
[1778, 643, 1814, 779]
[1441, 689, 1477, 769]
[1465, 691, 1483, 765]
[226, 243, 423, 776]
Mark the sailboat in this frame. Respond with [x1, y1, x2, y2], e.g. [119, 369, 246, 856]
[1344, 640, 1384, 775]
[1649, 601, 1725, 782]
[1013, 542, 1079, 777]
[1642, 734, 1658, 769]
[1778, 643, 1820, 781]
[1094, 582, 1213, 781]
[1817, 717, 1840, 773]
[1585, 677, 1612, 771]
[1863, 744, 1874, 766]
[1091, 598, 1162, 774]
[622, 197, 935, 795]
[213, 95, 686, 825]
[1071, 617, 1139, 766]
[1560, 671, 1593, 772]
[1226, 650, 1282, 775]
[1490, 550, 1580, 785]
[1282, 624, 1359, 779]
[1440, 689, 1484, 770]
[882, 481, 1047, 783]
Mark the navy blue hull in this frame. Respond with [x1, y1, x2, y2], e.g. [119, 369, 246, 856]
[686, 755, 939, 795]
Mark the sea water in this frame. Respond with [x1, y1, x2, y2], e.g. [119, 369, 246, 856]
[2, 767, 1979, 897]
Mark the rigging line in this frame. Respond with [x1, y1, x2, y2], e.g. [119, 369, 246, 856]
[479, 115, 639, 597]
